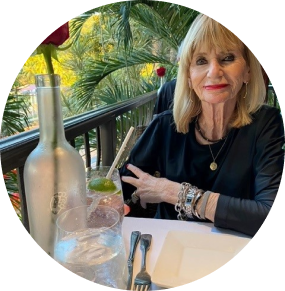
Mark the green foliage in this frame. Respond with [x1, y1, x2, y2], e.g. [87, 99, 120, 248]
[1, 93, 30, 137]
[5, 1, 198, 121]
[71, 49, 174, 111]
[4, 171, 22, 221]
[64, 1, 199, 114]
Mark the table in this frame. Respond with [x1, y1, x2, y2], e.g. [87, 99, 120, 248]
[122, 217, 250, 290]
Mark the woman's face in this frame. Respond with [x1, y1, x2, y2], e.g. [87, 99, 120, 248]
[189, 44, 250, 105]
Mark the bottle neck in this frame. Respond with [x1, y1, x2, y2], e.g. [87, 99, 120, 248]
[35, 75, 66, 144]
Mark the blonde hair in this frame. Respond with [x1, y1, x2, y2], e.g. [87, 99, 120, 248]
[173, 14, 266, 133]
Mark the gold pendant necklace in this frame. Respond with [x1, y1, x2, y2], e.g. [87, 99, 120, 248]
[208, 136, 228, 171]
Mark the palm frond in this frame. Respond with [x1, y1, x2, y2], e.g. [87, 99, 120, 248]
[69, 7, 102, 43]
[130, 2, 199, 47]
[110, 1, 199, 52]
[1, 94, 30, 137]
[72, 49, 172, 108]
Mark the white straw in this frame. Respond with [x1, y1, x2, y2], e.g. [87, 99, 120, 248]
[106, 126, 135, 179]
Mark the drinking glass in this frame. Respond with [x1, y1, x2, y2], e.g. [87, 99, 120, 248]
[54, 205, 127, 288]
[86, 166, 124, 221]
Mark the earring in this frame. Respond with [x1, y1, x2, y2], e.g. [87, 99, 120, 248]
[243, 82, 248, 99]
[189, 88, 193, 103]
[188, 78, 192, 88]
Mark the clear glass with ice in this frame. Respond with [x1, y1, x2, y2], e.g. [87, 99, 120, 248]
[54, 205, 127, 288]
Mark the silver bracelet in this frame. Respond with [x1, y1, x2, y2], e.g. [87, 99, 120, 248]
[131, 190, 140, 204]
[175, 183, 203, 220]
[175, 182, 191, 220]
[185, 185, 198, 218]
[192, 190, 204, 219]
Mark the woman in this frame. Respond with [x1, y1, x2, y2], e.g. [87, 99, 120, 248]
[120, 14, 284, 237]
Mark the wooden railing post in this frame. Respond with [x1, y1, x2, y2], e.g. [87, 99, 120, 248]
[100, 118, 117, 166]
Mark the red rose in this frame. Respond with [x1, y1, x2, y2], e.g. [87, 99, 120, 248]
[42, 22, 69, 46]
[156, 67, 166, 77]
[38, 22, 70, 74]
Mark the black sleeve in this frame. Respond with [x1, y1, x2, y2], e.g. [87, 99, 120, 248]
[119, 117, 162, 201]
[215, 108, 284, 236]
[153, 79, 176, 115]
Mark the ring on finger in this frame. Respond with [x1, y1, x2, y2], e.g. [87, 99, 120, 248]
[131, 190, 140, 204]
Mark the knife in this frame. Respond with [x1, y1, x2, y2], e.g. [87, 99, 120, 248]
[126, 231, 141, 290]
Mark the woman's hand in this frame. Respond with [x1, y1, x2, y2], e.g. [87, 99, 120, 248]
[121, 164, 180, 208]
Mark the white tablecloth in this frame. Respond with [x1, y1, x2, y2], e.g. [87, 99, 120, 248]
[122, 217, 250, 290]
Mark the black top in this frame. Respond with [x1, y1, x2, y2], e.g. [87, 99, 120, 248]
[153, 79, 176, 115]
[120, 105, 284, 237]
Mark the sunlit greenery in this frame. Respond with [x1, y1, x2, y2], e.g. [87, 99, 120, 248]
[2, 1, 199, 219]
[9, 1, 198, 124]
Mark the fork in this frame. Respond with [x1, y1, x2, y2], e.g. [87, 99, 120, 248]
[133, 234, 152, 291]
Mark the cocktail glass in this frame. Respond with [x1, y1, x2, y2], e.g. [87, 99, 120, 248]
[86, 166, 124, 221]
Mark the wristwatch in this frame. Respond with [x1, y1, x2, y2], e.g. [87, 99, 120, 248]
[185, 186, 197, 217]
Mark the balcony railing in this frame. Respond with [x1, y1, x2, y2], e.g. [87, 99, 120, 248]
[0, 85, 278, 231]
[0, 91, 157, 231]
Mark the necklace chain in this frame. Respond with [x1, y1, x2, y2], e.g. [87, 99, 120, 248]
[208, 135, 228, 171]
[195, 116, 230, 143]
[194, 116, 230, 171]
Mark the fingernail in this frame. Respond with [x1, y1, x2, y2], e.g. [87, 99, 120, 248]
[124, 204, 131, 215]
[126, 164, 129, 169]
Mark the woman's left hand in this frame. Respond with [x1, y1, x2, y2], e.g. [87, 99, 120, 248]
[121, 164, 180, 208]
